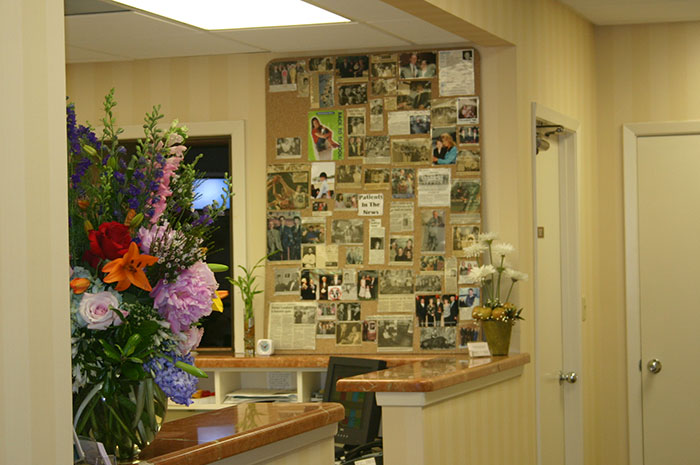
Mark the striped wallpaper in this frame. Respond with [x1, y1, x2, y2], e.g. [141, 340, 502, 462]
[0, 1, 72, 464]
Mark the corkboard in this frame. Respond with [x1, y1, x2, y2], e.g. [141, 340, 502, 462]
[264, 49, 482, 354]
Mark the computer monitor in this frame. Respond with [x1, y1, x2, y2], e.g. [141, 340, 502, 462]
[323, 356, 386, 446]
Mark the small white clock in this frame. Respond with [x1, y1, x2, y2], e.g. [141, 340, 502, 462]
[256, 339, 274, 356]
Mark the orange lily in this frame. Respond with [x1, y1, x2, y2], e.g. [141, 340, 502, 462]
[70, 278, 90, 294]
[102, 242, 158, 292]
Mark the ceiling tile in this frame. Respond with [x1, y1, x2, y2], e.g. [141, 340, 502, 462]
[65, 11, 264, 62]
[308, 0, 417, 22]
[559, 0, 700, 25]
[214, 22, 410, 53]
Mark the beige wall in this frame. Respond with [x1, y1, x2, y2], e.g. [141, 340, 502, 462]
[415, 0, 604, 463]
[0, 0, 72, 464]
[593, 19, 700, 465]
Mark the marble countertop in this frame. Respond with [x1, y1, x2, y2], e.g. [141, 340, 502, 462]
[335, 353, 530, 392]
[136, 402, 343, 465]
[193, 352, 437, 369]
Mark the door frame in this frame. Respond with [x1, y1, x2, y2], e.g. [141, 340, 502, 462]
[531, 103, 583, 465]
[622, 120, 700, 464]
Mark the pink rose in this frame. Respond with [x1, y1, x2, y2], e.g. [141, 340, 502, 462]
[78, 292, 127, 330]
[177, 326, 204, 355]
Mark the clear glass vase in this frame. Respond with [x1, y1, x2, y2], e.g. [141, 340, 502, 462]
[244, 310, 255, 357]
[73, 377, 168, 462]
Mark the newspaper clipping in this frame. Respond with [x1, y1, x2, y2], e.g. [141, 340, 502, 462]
[369, 224, 386, 265]
[370, 98, 384, 132]
[431, 98, 457, 127]
[310, 72, 334, 109]
[340, 269, 358, 300]
[420, 327, 457, 350]
[273, 268, 300, 296]
[388, 235, 414, 264]
[363, 168, 391, 189]
[301, 217, 325, 245]
[365, 136, 391, 164]
[387, 110, 430, 136]
[276, 137, 301, 159]
[456, 97, 479, 125]
[345, 246, 363, 266]
[336, 164, 363, 188]
[415, 274, 442, 293]
[336, 322, 362, 346]
[452, 225, 480, 254]
[421, 209, 446, 253]
[267, 164, 309, 211]
[451, 178, 481, 213]
[331, 219, 364, 244]
[391, 138, 432, 164]
[315, 244, 339, 268]
[456, 148, 481, 174]
[269, 302, 316, 350]
[376, 315, 414, 352]
[378, 269, 415, 313]
[347, 108, 366, 136]
[335, 192, 359, 211]
[438, 49, 475, 97]
[417, 168, 451, 207]
[389, 202, 414, 233]
[445, 256, 458, 294]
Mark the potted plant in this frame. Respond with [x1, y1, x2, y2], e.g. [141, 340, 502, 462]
[228, 256, 267, 356]
[463, 233, 528, 355]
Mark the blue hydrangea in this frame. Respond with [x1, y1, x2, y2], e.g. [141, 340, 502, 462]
[143, 353, 198, 406]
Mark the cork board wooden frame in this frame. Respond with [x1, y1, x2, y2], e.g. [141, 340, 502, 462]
[264, 48, 482, 354]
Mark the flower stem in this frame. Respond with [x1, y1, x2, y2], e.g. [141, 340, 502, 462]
[505, 280, 515, 303]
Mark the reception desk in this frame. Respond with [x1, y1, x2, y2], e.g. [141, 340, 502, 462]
[136, 402, 343, 465]
[336, 354, 531, 465]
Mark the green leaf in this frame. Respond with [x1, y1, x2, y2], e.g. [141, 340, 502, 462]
[123, 333, 141, 357]
[207, 263, 229, 272]
[122, 362, 142, 381]
[99, 339, 122, 362]
[174, 361, 208, 378]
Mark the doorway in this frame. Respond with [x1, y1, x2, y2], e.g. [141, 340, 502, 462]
[532, 104, 583, 465]
[623, 122, 700, 464]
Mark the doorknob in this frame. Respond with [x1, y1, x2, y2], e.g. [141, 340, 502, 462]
[559, 371, 577, 384]
[647, 358, 662, 374]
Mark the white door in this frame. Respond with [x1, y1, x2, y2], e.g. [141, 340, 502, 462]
[635, 134, 700, 464]
[534, 122, 583, 465]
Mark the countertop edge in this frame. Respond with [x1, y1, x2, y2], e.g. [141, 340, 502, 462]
[335, 353, 530, 393]
[144, 403, 344, 465]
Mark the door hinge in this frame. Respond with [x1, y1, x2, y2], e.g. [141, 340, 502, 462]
[639, 359, 642, 372]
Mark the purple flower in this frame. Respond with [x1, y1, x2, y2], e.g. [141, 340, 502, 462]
[71, 156, 92, 187]
[114, 172, 125, 184]
[150, 262, 217, 333]
[143, 353, 198, 406]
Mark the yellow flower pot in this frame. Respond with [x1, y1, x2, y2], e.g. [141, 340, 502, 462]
[482, 320, 513, 356]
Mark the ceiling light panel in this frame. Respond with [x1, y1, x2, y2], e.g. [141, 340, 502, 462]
[113, 0, 350, 29]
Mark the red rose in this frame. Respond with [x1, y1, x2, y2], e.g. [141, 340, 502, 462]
[84, 222, 132, 268]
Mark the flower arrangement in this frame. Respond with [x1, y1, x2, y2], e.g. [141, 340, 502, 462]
[68, 89, 231, 459]
[463, 233, 528, 324]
